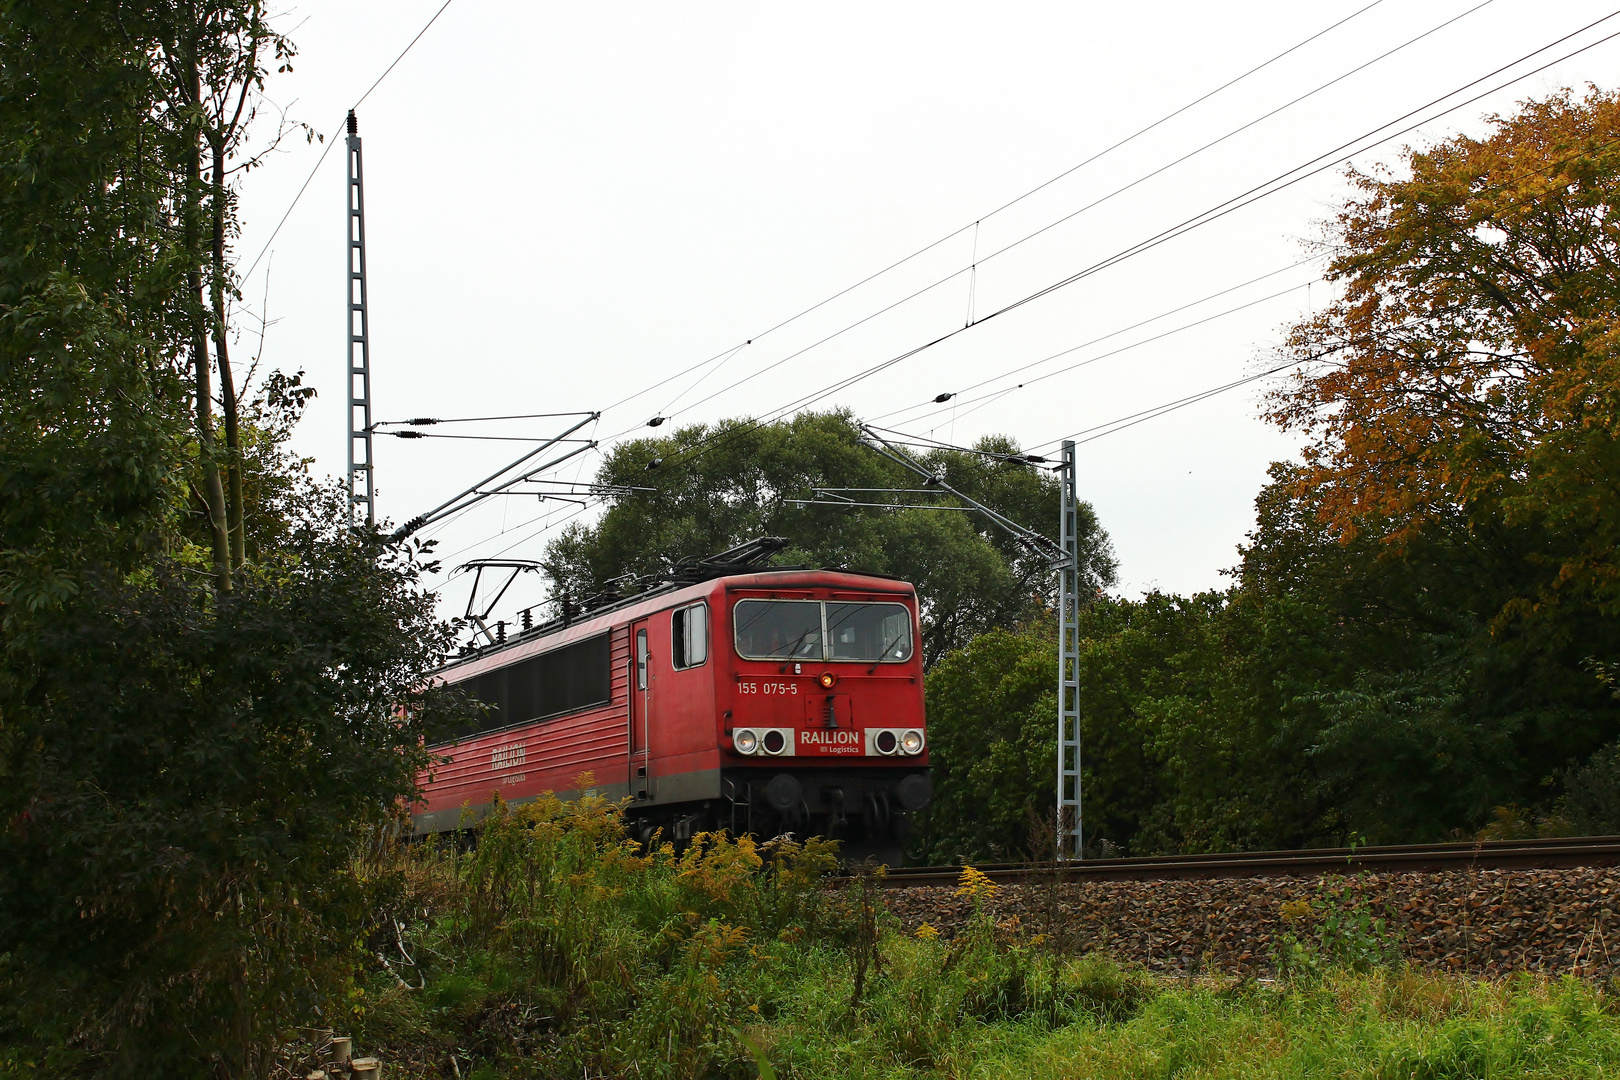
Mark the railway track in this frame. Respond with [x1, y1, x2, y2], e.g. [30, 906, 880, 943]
[880, 835, 1620, 886]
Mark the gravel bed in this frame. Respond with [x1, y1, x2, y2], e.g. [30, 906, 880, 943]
[881, 867, 1620, 977]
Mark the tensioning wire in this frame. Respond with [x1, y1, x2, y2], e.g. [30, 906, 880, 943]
[870, 255, 1326, 426]
[240, 0, 461, 283]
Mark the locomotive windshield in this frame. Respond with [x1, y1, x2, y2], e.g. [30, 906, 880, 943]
[733, 600, 822, 659]
[826, 602, 913, 662]
[734, 599, 912, 663]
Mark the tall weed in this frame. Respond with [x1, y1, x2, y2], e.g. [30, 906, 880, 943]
[1276, 873, 1403, 982]
[350, 782, 846, 1078]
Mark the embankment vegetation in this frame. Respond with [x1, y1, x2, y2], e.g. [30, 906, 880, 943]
[290, 795, 1620, 1079]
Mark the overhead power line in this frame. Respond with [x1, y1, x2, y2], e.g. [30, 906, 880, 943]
[640, 10, 1620, 481]
[339, 2, 1421, 572]
[899, 279, 1319, 431]
[421, 6, 1620, 583]
[1024, 348, 1353, 454]
[240, 0, 461, 282]
[382, 432, 597, 442]
[871, 256, 1325, 427]
[445, 19, 1620, 578]
[375, 411, 597, 426]
[589, 0, 1391, 426]
[625, 0, 1492, 439]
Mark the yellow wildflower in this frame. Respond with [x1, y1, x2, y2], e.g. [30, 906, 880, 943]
[1279, 898, 1312, 925]
[954, 865, 999, 903]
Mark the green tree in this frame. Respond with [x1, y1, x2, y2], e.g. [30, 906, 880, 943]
[1256, 90, 1620, 839]
[1230, 464, 1620, 844]
[925, 454, 1620, 859]
[916, 626, 1055, 862]
[0, 5, 471, 1073]
[544, 411, 1115, 665]
[0, 0, 192, 610]
[907, 91, 1620, 860]
[919, 591, 1328, 862]
[0, 495, 460, 1076]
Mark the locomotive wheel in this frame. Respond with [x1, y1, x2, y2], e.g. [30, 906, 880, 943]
[634, 817, 660, 848]
[864, 791, 892, 840]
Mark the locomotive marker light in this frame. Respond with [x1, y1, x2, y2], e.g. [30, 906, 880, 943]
[731, 727, 797, 756]
[865, 727, 926, 756]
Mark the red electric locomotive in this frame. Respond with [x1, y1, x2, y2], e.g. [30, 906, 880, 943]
[413, 545, 932, 857]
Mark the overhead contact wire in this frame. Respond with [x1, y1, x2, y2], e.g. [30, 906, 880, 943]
[649, 11, 1620, 477]
[585, 0, 1390, 424]
[637, 0, 1489, 435]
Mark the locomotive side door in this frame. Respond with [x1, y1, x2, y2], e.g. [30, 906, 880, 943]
[628, 619, 653, 802]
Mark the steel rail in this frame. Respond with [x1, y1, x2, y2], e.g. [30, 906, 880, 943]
[876, 836, 1620, 885]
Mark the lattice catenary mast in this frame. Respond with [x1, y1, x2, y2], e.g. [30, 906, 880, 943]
[346, 109, 375, 528]
[1055, 440, 1082, 860]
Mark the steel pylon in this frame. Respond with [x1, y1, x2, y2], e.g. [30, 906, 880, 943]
[1056, 440, 1082, 860]
[346, 110, 375, 528]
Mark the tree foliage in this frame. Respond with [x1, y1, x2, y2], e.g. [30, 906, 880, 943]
[0, 500, 459, 1076]
[924, 452, 1620, 861]
[0, 0, 193, 610]
[544, 411, 1115, 665]
[0, 5, 468, 1074]
[1267, 87, 1620, 620]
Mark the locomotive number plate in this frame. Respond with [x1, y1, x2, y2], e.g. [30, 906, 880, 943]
[737, 680, 799, 695]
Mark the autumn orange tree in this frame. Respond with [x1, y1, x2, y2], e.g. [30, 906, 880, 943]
[1268, 87, 1620, 622]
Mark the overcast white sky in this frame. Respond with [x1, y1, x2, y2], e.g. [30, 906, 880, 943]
[233, 0, 1620, 623]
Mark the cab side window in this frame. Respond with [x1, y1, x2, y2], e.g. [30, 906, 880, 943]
[671, 603, 709, 669]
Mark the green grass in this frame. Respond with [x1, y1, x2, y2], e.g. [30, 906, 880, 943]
[757, 958, 1620, 1079]
[339, 791, 1620, 1079]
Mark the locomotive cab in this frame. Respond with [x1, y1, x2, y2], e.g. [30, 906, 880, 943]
[712, 580, 931, 854]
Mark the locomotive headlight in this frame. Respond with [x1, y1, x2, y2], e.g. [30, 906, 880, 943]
[733, 729, 759, 755]
[900, 729, 925, 755]
[819, 672, 837, 689]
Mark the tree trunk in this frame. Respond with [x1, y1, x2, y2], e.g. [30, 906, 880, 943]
[211, 137, 245, 570]
[186, 48, 230, 592]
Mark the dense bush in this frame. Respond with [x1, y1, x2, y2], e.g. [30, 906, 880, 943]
[0, 495, 464, 1076]
[919, 463, 1620, 861]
